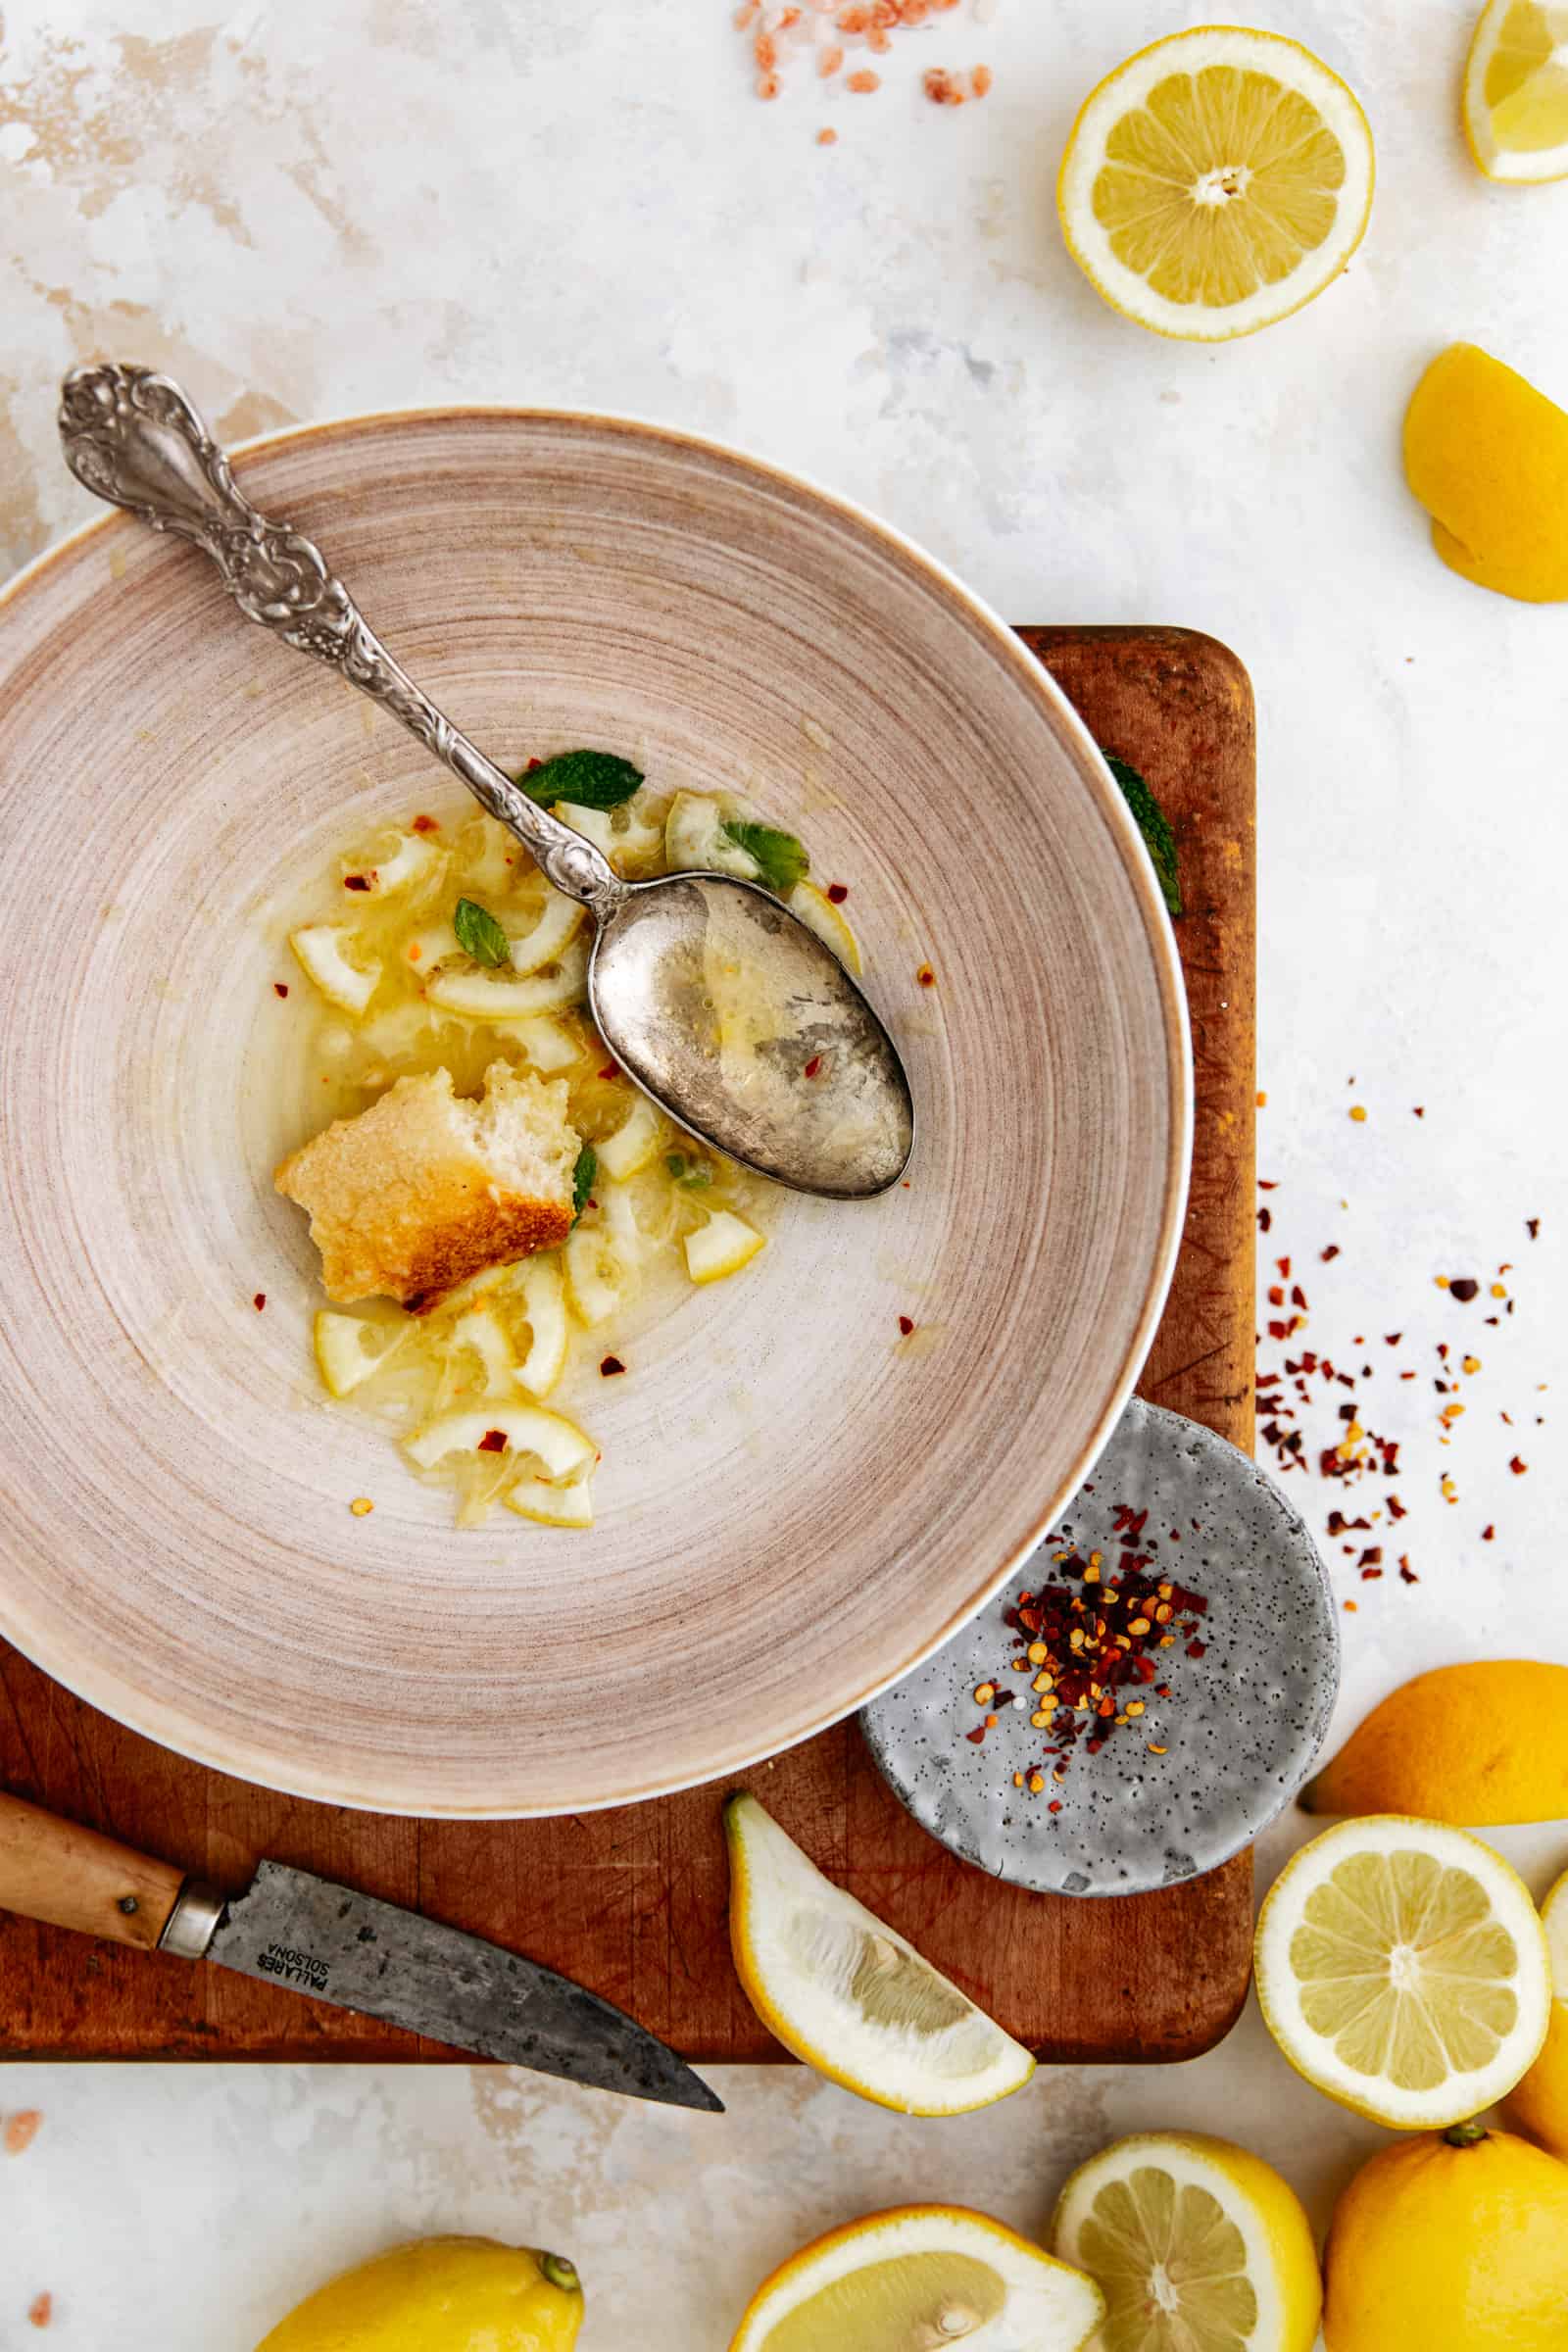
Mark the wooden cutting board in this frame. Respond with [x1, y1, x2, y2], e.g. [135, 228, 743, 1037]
[0, 624, 1255, 2065]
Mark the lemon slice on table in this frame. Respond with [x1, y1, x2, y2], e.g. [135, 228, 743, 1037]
[724, 1792, 1035, 2115]
[1254, 1816, 1551, 2129]
[1057, 26, 1375, 341]
[728, 2205, 1103, 2352]
[1504, 1866, 1568, 2159]
[1051, 2132, 1321, 2352]
[1464, 0, 1568, 180]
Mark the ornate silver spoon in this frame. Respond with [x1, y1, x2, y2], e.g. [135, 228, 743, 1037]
[58, 365, 914, 1199]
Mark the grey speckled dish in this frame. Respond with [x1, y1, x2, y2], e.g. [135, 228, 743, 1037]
[860, 1399, 1339, 1897]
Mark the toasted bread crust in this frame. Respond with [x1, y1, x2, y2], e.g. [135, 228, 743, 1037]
[275, 1065, 577, 1309]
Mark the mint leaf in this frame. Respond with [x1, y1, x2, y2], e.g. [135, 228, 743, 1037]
[722, 819, 809, 897]
[519, 750, 644, 811]
[1103, 753, 1181, 919]
[454, 896, 512, 967]
[664, 1151, 711, 1190]
[571, 1145, 597, 1223]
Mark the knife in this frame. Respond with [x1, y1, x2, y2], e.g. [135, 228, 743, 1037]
[0, 1790, 721, 2112]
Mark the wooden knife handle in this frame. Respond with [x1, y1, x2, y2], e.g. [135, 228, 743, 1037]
[0, 1790, 187, 1951]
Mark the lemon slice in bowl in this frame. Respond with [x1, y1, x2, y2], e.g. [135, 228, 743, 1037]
[788, 881, 862, 974]
[1051, 2132, 1321, 2352]
[685, 1209, 765, 1286]
[728, 2205, 1103, 2352]
[313, 1309, 408, 1398]
[1254, 1816, 1551, 2129]
[1464, 0, 1568, 181]
[289, 923, 381, 1015]
[1057, 26, 1375, 341]
[724, 1792, 1034, 2115]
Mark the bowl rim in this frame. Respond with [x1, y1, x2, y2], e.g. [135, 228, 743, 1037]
[0, 400, 1193, 1816]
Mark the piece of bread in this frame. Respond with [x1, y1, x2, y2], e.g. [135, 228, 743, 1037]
[275, 1062, 580, 1310]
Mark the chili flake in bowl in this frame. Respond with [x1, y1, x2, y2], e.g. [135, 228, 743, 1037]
[859, 1397, 1338, 1896]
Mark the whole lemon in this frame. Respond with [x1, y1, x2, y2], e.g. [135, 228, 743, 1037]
[1505, 1865, 1568, 2161]
[1323, 2123, 1568, 2351]
[1403, 343, 1568, 603]
[255, 2235, 584, 2352]
[1300, 1660, 1568, 1823]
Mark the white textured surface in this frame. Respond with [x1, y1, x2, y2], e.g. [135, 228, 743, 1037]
[2, 0, 1566, 2343]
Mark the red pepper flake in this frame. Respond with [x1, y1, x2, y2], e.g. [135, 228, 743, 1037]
[847, 67, 881, 90]
[804, 1054, 823, 1078]
[1509, 1454, 1528, 1475]
[826, 882, 849, 903]
[1527, 1217, 1541, 1239]
[477, 1429, 509, 1452]
[916, 962, 936, 987]
[252, 1293, 267, 1312]
[1320, 1244, 1340, 1261]
[1413, 1105, 1425, 1117]
[965, 1725, 987, 1743]
[272, 981, 289, 999]
[1257, 1207, 1272, 1232]
[412, 813, 440, 833]
[1048, 1797, 1062, 1812]
[816, 124, 838, 143]
[972, 62, 993, 96]
[1186, 1639, 1206, 1659]
[600, 1355, 627, 1378]
[1398, 1558, 1419, 1583]
[5, 2110, 42, 2155]
[27, 2293, 51, 2329]
[1482, 1523, 1495, 1541]
[598, 1064, 619, 1081]
[898, 1314, 914, 1337]
[343, 873, 371, 892]
[923, 65, 967, 103]
[1447, 1277, 1480, 1302]
[1257, 1178, 1278, 1190]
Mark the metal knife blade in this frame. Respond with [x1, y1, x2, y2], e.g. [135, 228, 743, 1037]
[206, 1861, 722, 2112]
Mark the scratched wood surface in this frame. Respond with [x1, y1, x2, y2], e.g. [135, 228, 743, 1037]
[0, 624, 1255, 2064]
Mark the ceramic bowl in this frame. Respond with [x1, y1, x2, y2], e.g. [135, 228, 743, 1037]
[0, 409, 1189, 1815]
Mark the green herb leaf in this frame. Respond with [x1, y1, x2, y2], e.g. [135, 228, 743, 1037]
[664, 1149, 712, 1191]
[571, 1145, 597, 1223]
[721, 819, 809, 897]
[664, 1152, 689, 1179]
[454, 896, 513, 968]
[519, 750, 644, 811]
[1103, 753, 1182, 919]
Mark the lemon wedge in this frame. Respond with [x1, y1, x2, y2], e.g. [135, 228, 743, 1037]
[513, 1256, 569, 1398]
[313, 1309, 408, 1398]
[724, 1792, 1035, 2115]
[1051, 2132, 1322, 2352]
[684, 1209, 765, 1286]
[424, 935, 589, 1019]
[1464, 0, 1568, 179]
[1504, 1867, 1568, 2160]
[664, 790, 758, 878]
[404, 1403, 594, 1481]
[1057, 26, 1375, 340]
[1403, 345, 1568, 604]
[289, 923, 381, 1015]
[505, 1467, 595, 1528]
[1254, 1816, 1552, 2129]
[596, 1092, 665, 1180]
[789, 881, 862, 974]
[728, 2206, 1102, 2352]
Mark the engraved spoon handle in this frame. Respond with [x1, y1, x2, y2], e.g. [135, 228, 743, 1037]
[57, 363, 626, 920]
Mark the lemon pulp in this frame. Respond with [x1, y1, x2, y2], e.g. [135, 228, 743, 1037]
[1093, 66, 1348, 309]
[1290, 1847, 1520, 2089]
[1481, 4, 1568, 154]
[1080, 2168, 1254, 2351]
[760, 2252, 1005, 2352]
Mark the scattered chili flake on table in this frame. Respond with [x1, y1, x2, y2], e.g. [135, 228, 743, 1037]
[27, 2293, 51, 2329]
[1527, 1216, 1541, 1239]
[4, 2111, 41, 2156]
[816, 123, 838, 141]
[1447, 1277, 1480, 1302]
[898, 1314, 915, 1337]
[1510, 1455, 1529, 1475]
[272, 981, 289, 999]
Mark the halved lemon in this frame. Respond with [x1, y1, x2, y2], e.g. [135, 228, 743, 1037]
[729, 2206, 1103, 2352]
[1254, 1816, 1552, 2129]
[1057, 26, 1375, 341]
[1464, 1, 1568, 181]
[789, 881, 862, 974]
[1051, 2132, 1321, 2352]
[289, 923, 381, 1015]
[685, 1209, 765, 1286]
[1504, 1866, 1568, 2159]
[725, 1792, 1035, 2115]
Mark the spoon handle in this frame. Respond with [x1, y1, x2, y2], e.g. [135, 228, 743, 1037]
[57, 363, 625, 919]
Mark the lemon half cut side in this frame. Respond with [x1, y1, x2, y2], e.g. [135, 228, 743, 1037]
[1464, 0, 1568, 180]
[1057, 25, 1375, 341]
